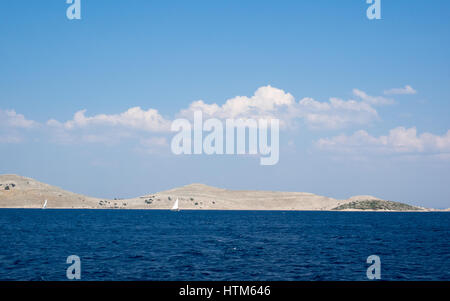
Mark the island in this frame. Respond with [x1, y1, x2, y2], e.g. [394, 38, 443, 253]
[0, 174, 446, 211]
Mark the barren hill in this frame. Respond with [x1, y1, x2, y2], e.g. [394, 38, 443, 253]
[0, 174, 102, 209]
[131, 183, 345, 210]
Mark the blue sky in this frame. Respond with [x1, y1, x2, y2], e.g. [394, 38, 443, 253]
[1, 0, 449, 208]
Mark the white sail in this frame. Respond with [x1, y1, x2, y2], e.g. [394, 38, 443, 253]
[42, 200, 47, 209]
[171, 198, 179, 211]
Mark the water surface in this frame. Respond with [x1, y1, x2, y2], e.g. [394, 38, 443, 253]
[0, 210, 448, 280]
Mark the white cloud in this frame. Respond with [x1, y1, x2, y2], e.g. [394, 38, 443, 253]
[43, 86, 387, 136]
[316, 127, 450, 156]
[295, 97, 379, 129]
[0, 109, 37, 144]
[0, 85, 415, 147]
[384, 85, 417, 95]
[46, 107, 171, 147]
[48, 107, 171, 132]
[180, 86, 380, 130]
[179, 85, 295, 122]
[0, 109, 37, 129]
[352, 89, 394, 105]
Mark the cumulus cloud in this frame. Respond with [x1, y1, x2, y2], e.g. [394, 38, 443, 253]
[0, 85, 410, 147]
[384, 85, 417, 95]
[0, 109, 37, 144]
[179, 86, 295, 122]
[180, 85, 380, 130]
[47, 107, 171, 132]
[43, 86, 386, 135]
[316, 127, 450, 155]
[0, 109, 37, 129]
[45, 107, 170, 146]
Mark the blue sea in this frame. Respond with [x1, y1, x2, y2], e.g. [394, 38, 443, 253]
[0, 209, 448, 281]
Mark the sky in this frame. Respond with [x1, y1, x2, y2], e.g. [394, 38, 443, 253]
[0, 0, 449, 208]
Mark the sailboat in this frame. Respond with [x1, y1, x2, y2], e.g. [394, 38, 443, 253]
[171, 198, 180, 212]
[39, 181, 47, 209]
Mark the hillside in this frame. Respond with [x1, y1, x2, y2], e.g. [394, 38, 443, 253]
[0, 174, 102, 209]
[126, 183, 345, 210]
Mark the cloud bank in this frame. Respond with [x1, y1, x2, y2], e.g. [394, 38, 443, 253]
[2, 85, 448, 159]
[180, 85, 381, 129]
[316, 127, 450, 155]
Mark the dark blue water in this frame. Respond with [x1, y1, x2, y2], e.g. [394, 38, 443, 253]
[0, 210, 448, 281]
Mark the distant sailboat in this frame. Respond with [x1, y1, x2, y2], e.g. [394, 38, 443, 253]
[171, 198, 180, 212]
[42, 199, 48, 209]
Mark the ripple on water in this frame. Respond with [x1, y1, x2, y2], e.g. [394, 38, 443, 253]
[0, 210, 448, 280]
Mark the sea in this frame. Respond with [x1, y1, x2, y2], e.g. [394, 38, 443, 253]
[0, 209, 448, 281]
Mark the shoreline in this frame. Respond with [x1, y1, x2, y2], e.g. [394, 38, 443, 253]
[0, 207, 448, 212]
